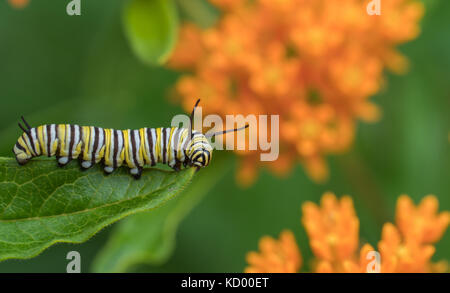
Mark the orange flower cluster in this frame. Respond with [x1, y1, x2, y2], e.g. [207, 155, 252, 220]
[245, 193, 449, 273]
[168, 0, 424, 185]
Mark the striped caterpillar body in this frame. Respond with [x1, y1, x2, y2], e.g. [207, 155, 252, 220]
[13, 100, 248, 178]
[13, 125, 211, 179]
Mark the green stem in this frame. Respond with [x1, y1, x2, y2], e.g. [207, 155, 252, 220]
[338, 151, 390, 226]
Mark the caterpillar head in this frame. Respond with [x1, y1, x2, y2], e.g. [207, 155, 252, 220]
[187, 131, 213, 168]
[186, 99, 248, 169]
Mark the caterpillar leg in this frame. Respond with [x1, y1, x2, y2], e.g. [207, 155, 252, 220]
[171, 162, 181, 172]
[103, 166, 115, 175]
[57, 156, 70, 167]
[80, 160, 93, 170]
[130, 167, 142, 179]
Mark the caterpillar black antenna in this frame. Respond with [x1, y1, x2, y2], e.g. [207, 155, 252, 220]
[205, 124, 249, 139]
[18, 122, 29, 134]
[189, 99, 201, 139]
[21, 116, 31, 130]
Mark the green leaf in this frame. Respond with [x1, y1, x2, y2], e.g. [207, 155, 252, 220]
[92, 152, 232, 272]
[123, 0, 179, 65]
[0, 157, 195, 261]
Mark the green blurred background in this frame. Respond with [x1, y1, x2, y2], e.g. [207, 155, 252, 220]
[0, 0, 448, 272]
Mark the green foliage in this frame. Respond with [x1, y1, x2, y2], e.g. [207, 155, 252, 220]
[123, 0, 179, 65]
[92, 153, 231, 272]
[0, 157, 195, 261]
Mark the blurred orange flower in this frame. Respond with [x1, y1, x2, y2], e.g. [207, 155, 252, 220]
[245, 193, 449, 273]
[395, 195, 450, 244]
[169, 0, 424, 185]
[8, 0, 29, 9]
[302, 193, 359, 264]
[245, 230, 301, 273]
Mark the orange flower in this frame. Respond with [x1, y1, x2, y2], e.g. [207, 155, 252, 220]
[167, 23, 205, 70]
[302, 192, 359, 263]
[379, 195, 450, 273]
[245, 193, 449, 273]
[396, 195, 450, 244]
[8, 0, 29, 8]
[245, 230, 302, 273]
[168, 0, 424, 185]
[378, 223, 437, 273]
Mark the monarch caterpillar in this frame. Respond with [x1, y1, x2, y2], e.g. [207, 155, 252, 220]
[13, 100, 248, 179]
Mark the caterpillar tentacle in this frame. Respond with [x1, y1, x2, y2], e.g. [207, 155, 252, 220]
[13, 124, 213, 179]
